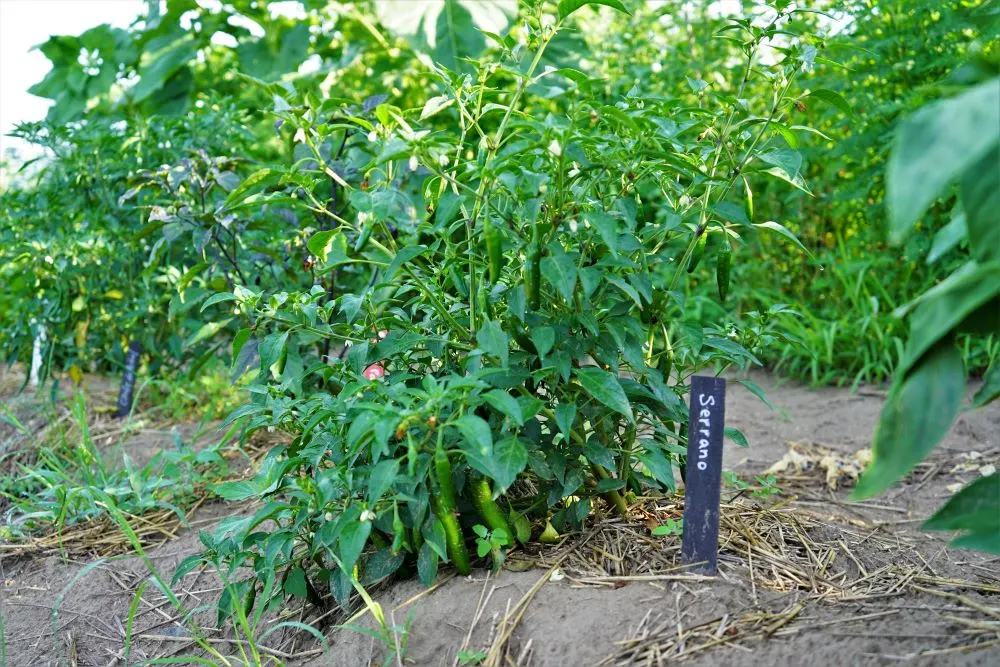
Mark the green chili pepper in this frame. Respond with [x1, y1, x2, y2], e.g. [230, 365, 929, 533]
[525, 231, 541, 311]
[435, 444, 458, 510]
[687, 227, 708, 274]
[432, 445, 471, 574]
[391, 502, 407, 553]
[477, 280, 494, 321]
[468, 477, 511, 537]
[243, 581, 256, 616]
[429, 491, 471, 575]
[484, 219, 503, 284]
[354, 221, 373, 253]
[659, 348, 674, 381]
[716, 237, 732, 303]
[742, 176, 754, 222]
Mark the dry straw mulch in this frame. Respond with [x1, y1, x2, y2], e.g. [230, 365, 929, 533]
[480, 495, 1000, 666]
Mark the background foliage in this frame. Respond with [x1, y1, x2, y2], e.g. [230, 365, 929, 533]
[2, 0, 998, 624]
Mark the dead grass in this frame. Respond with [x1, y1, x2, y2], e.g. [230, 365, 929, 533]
[0, 429, 278, 560]
[482, 495, 1000, 666]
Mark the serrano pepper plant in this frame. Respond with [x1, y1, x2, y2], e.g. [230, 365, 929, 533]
[188, 0, 824, 616]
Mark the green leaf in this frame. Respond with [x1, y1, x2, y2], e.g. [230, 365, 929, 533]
[924, 473, 1000, 534]
[510, 510, 531, 543]
[757, 150, 811, 194]
[574, 367, 634, 423]
[420, 94, 454, 120]
[476, 319, 509, 367]
[339, 518, 372, 573]
[972, 362, 999, 408]
[595, 478, 626, 492]
[898, 262, 1000, 377]
[887, 78, 1000, 243]
[483, 389, 524, 426]
[606, 276, 642, 308]
[557, 0, 631, 21]
[927, 213, 967, 265]
[385, 245, 427, 279]
[362, 549, 405, 586]
[703, 337, 761, 365]
[435, 0, 485, 71]
[582, 439, 615, 469]
[259, 331, 289, 374]
[961, 144, 1000, 263]
[222, 168, 279, 210]
[584, 212, 618, 255]
[186, 319, 232, 347]
[853, 344, 965, 499]
[283, 567, 308, 599]
[133, 35, 198, 102]
[422, 518, 448, 561]
[307, 230, 347, 265]
[531, 326, 555, 358]
[736, 379, 783, 414]
[201, 292, 236, 312]
[214, 480, 257, 501]
[712, 202, 750, 227]
[417, 541, 438, 586]
[367, 460, 399, 503]
[807, 89, 853, 116]
[725, 427, 749, 448]
[554, 403, 576, 439]
[541, 246, 577, 304]
[453, 415, 494, 473]
[636, 447, 675, 490]
[476, 539, 491, 558]
[755, 221, 813, 257]
[492, 437, 528, 490]
[950, 530, 1000, 554]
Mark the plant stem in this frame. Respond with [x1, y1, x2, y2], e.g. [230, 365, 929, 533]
[591, 463, 629, 517]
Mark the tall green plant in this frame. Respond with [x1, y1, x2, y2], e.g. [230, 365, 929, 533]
[853, 55, 999, 552]
[201, 0, 823, 620]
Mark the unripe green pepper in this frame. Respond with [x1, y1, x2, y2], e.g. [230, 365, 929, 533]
[483, 219, 503, 284]
[717, 237, 732, 303]
[468, 477, 511, 537]
[243, 581, 256, 616]
[658, 348, 674, 381]
[524, 225, 541, 310]
[687, 227, 707, 274]
[354, 220, 373, 253]
[742, 176, 754, 222]
[432, 445, 471, 574]
[477, 281, 493, 321]
[429, 492, 471, 575]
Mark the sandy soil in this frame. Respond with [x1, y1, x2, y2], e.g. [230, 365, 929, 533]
[1, 371, 998, 666]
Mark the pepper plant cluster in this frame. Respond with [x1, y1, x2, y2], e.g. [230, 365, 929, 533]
[185, 0, 824, 613]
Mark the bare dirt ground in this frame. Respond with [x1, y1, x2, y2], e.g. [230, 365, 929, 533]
[2, 370, 998, 667]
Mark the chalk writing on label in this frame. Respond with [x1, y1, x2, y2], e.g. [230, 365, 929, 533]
[696, 392, 716, 471]
[681, 375, 726, 575]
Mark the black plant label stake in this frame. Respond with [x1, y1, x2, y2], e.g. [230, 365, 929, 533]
[116, 341, 142, 419]
[681, 375, 726, 575]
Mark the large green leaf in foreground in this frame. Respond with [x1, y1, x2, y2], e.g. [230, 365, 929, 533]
[853, 343, 965, 499]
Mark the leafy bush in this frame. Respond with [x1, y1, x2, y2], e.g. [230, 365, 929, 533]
[0, 104, 270, 377]
[185, 0, 825, 614]
[733, 0, 999, 384]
